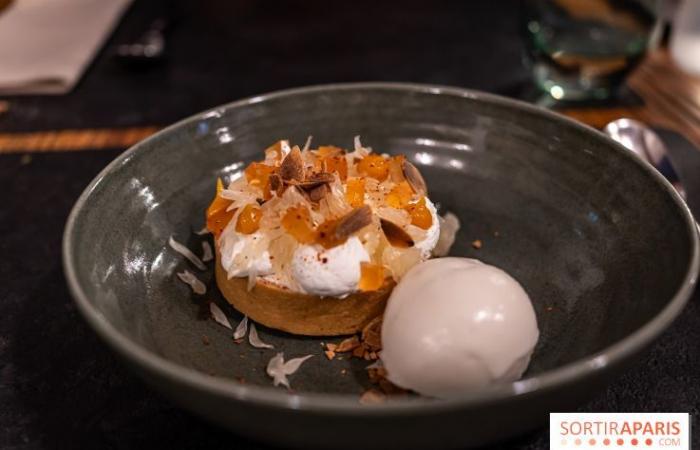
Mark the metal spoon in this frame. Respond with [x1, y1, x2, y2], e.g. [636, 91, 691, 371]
[604, 118, 685, 198]
[605, 118, 700, 223]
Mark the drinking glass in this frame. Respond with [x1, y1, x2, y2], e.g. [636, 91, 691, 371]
[522, 0, 657, 101]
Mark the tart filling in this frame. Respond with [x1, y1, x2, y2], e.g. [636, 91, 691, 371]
[206, 138, 440, 298]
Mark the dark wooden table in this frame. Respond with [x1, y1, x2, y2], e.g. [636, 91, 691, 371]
[1, 1, 698, 449]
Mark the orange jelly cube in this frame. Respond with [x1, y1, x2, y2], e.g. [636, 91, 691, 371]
[264, 141, 285, 162]
[386, 181, 414, 209]
[315, 218, 347, 249]
[235, 204, 263, 234]
[345, 177, 366, 207]
[281, 206, 316, 244]
[317, 145, 343, 157]
[323, 155, 348, 181]
[358, 262, 385, 292]
[406, 197, 432, 229]
[206, 178, 235, 238]
[244, 162, 275, 200]
[357, 154, 389, 181]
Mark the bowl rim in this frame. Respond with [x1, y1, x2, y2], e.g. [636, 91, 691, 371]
[63, 82, 699, 416]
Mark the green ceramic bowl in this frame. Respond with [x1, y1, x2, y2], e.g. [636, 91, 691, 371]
[63, 83, 699, 449]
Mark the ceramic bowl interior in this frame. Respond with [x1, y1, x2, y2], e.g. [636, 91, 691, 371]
[63, 84, 698, 447]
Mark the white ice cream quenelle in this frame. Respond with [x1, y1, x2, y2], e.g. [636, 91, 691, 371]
[380, 257, 539, 398]
[291, 236, 370, 297]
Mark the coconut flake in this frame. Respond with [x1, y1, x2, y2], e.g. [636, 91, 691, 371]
[247, 266, 259, 291]
[209, 303, 232, 330]
[176, 270, 206, 295]
[266, 352, 314, 388]
[432, 212, 461, 257]
[280, 140, 292, 158]
[169, 236, 206, 270]
[233, 316, 249, 340]
[201, 241, 213, 262]
[194, 227, 210, 235]
[302, 135, 313, 152]
[249, 322, 274, 349]
[353, 135, 371, 157]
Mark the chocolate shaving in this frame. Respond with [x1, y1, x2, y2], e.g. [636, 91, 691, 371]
[295, 172, 335, 189]
[269, 172, 282, 192]
[380, 219, 415, 248]
[334, 206, 372, 240]
[402, 160, 427, 195]
[279, 146, 305, 182]
[308, 183, 330, 202]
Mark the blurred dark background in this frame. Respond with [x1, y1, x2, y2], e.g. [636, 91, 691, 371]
[0, 0, 529, 132]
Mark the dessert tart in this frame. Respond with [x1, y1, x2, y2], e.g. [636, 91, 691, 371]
[206, 138, 441, 336]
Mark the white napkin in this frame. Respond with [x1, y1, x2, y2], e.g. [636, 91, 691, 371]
[0, 0, 132, 95]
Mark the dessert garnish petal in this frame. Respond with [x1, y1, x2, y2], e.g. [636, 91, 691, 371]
[249, 322, 274, 349]
[266, 352, 314, 389]
[176, 270, 206, 295]
[209, 303, 232, 330]
[201, 241, 213, 262]
[169, 235, 207, 270]
[194, 226, 210, 235]
[233, 315, 248, 340]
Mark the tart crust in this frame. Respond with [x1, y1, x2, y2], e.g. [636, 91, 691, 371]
[215, 248, 393, 336]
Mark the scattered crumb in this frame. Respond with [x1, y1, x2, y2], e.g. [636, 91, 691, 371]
[494, 231, 500, 237]
[367, 367, 409, 396]
[471, 239, 482, 249]
[202, 335, 210, 346]
[324, 350, 336, 360]
[359, 389, 386, 405]
[361, 317, 382, 351]
[352, 346, 365, 358]
[367, 367, 388, 384]
[320, 342, 325, 347]
[545, 306, 554, 312]
[340, 369, 348, 375]
[325, 343, 338, 352]
[336, 335, 361, 353]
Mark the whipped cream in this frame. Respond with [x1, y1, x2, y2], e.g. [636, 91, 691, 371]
[219, 225, 273, 278]
[414, 198, 440, 258]
[291, 236, 370, 297]
[219, 200, 440, 297]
